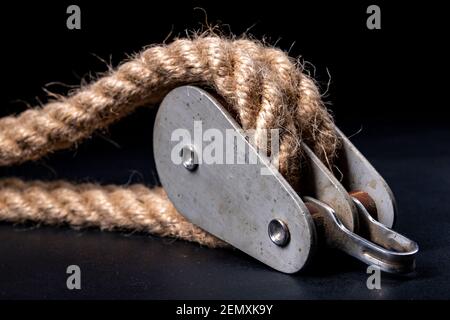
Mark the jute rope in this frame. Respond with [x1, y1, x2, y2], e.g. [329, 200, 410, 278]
[0, 36, 339, 247]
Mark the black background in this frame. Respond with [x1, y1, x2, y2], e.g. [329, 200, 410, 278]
[0, 0, 449, 299]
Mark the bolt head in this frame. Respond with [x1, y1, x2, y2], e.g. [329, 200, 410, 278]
[180, 145, 198, 171]
[268, 219, 290, 247]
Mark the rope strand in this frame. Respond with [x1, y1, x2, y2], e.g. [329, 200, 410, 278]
[0, 36, 339, 246]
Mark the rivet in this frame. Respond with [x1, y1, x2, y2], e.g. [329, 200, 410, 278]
[180, 145, 198, 171]
[268, 219, 290, 247]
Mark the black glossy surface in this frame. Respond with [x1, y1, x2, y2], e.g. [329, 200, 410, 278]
[0, 118, 449, 299]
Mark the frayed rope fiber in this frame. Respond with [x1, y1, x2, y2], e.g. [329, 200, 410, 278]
[0, 36, 339, 247]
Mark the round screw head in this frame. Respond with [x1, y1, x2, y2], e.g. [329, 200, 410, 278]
[180, 145, 198, 171]
[268, 219, 290, 247]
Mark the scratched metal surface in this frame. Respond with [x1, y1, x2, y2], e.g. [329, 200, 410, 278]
[153, 86, 315, 273]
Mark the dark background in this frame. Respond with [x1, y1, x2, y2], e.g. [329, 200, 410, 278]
[0, 0, 448, 299]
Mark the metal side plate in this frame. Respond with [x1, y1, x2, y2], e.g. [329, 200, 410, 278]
[301, 143, 359, 232]
[335, 128, 397, 228]
[153, 86, 317, 273]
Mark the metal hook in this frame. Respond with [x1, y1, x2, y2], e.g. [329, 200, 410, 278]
[304, 195, 419, 274]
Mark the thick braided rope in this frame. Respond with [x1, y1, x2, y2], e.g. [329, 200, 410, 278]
[0, 178, 225, 247]
[0, 36, 339, 247]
